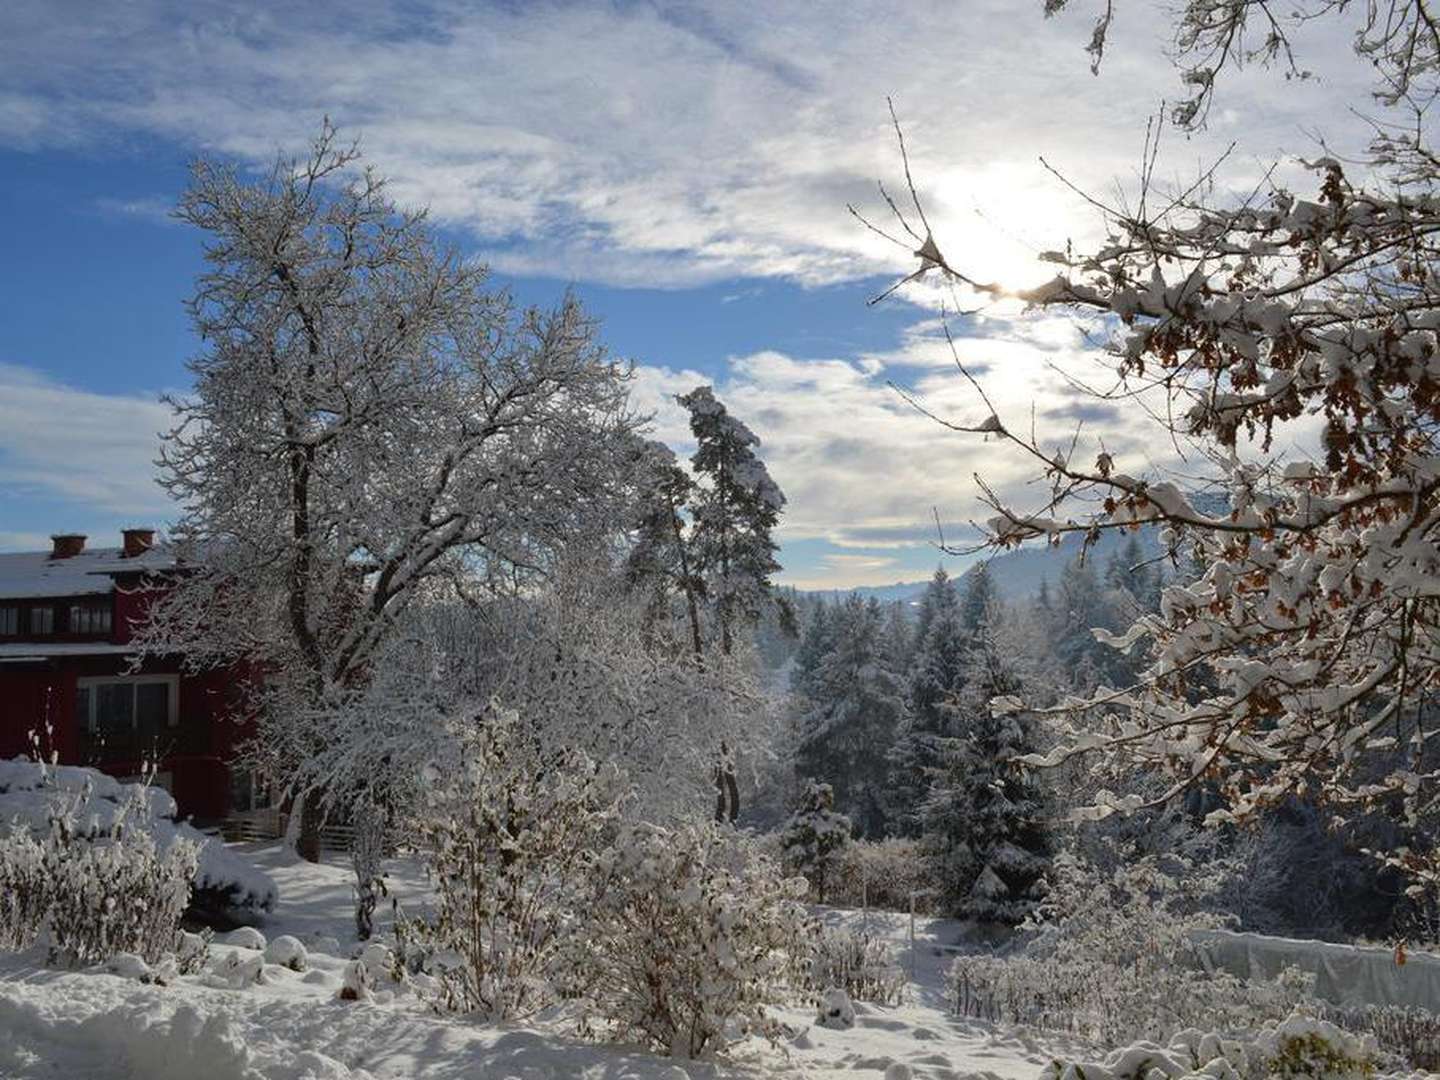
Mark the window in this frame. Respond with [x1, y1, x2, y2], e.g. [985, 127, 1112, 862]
[76, 677, 178, 736]
[30, 606, 53, 635]
[0, 606, 16, 636]
[231, 770, 273, 813]
[69, 602, 111, 636]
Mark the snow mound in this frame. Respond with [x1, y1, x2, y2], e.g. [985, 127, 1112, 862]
[817, 987, 855, 1030]
[0, 756, 276, 915]
[1040, 1008, 1382, 1080]
[265, 935, 308, 971]
[224, 927, 267, 951]
[0, 982, 374, 1080]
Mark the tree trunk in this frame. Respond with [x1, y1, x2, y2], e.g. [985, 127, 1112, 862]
[713, 745, 740, 823]
[297, 791, 324, 863]
[351, 804, 386, 941]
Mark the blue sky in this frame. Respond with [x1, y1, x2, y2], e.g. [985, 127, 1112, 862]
[0, 1, 1378, 585]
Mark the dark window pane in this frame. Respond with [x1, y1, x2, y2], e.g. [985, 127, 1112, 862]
[31, 607, 53, 635]
[0, 607, 16, 635]
[136, 683, 169, 727]
[95, 683, 134, 733]
[76, 686, 92, 731]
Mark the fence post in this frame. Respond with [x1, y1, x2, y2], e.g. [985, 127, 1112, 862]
[910, 889, 918, 986]
[862, 867, 869, 937]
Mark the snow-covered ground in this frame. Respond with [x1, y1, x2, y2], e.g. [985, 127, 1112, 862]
[0, 841, 1073, 1080]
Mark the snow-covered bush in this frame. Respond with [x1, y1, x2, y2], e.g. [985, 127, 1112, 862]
[781, 781, 851, 903]
[816, 987, 855, 1030]
[1038, 1009, 1381, 1080]
[951, 851, 1310, 1045]
[1313, 1003, 1440, 1074]
[264, 935, 308, 972]
[0, 824, 48, 950]
[827, 838, 936, 914]
[571, 821, 815, 1059]
[0, 757, 275, 920]
[0, 774, 199, 966]
[808, 927, 905, 1005]
[400, 706, 628, 1020]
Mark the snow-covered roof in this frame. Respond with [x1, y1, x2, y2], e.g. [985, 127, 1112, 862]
[0, 545, 177, 600]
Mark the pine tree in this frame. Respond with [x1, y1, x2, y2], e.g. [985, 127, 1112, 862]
[887, 573, 966, 837]
[679, 386, 785, 657]
[624, 440, 705, 655]
[923, 621, 1050, 924]
[1104, 534, 1160, 617]
[958, 562, 997, 633]
[795, 595, 904, 837]
[781, 781, 852, 904]
[629, 387, 786, 822]
[912, 566, 958, 651]
[791, 600, 833, 700]
[1052, 556, 1125, 691]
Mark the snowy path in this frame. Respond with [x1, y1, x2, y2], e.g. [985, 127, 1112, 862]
[0, 843, 1068, 1080]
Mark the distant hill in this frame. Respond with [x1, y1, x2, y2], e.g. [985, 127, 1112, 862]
[805, 526, 1166, 606]
[803, 580, 931, 606]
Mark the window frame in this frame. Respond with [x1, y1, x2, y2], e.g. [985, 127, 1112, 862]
[75, 675, 180, 734]
[68, 600, 112, 637]
[29, 605, 54, 635]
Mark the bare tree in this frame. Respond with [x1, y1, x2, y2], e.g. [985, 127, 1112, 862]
[137, 122, 639, 868]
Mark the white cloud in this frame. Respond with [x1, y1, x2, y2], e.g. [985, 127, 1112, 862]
[0, 1, 1383, 291]
[0, 364, 172, 520]
[631, 307, 1180, 570]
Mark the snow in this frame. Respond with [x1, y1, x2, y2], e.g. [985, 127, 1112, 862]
[0, 643, 142, 660]
[0, 758, 277, 914]
[0, 546, 177, 600]
[0, 842, 1067, 1079]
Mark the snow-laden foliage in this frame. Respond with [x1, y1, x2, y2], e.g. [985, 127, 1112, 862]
[627, 388, 791, 820]
[807, 927, 906, 1006]
[0, 770, 197, 966]
[1039, 1009, 1382, 1080]
[887, 568, 967, 836]
[794, 594, 905, 836]
[133, 121, 640, 864]
[924, 614, 1050, 924]
[0, 758, 275, 917]
[398, 706, 628, 1021]
[951, 850, 1309, 1046]
[677, 386, 787, 660]
[826, 838, 937, 914]
[860, 0, 1440, 859]
[781, 780, 851, 904]
[276, 564, 768, 838]
[570, 822, 814, 1059]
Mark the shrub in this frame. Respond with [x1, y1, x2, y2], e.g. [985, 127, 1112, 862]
[949, 851, 1310, 1045]
[399, 706, 628, 1020]
[1038, 1009, 1381, 1080]
[827, 838, 936, 914]
[571, 822, 816, 1059]
[0, 824, 47, 950]
[0, 775, 198, 966]
[808, 927, 905, 1005]
[1313, 1003, 1440, 1073]
[0, 757, 275, 921]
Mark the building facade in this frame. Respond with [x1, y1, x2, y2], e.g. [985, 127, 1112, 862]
[0, 530, 257, 822]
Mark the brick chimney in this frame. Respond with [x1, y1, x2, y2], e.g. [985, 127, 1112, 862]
[50, 534, 86, 559]
[121, 528, 156, 558]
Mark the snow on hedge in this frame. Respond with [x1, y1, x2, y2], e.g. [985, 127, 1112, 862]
[1040, 1009, 1391, 1080]
[0, 758, 276, 914]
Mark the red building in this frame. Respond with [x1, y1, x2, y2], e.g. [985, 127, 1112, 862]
[0, 529, 258, 823]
